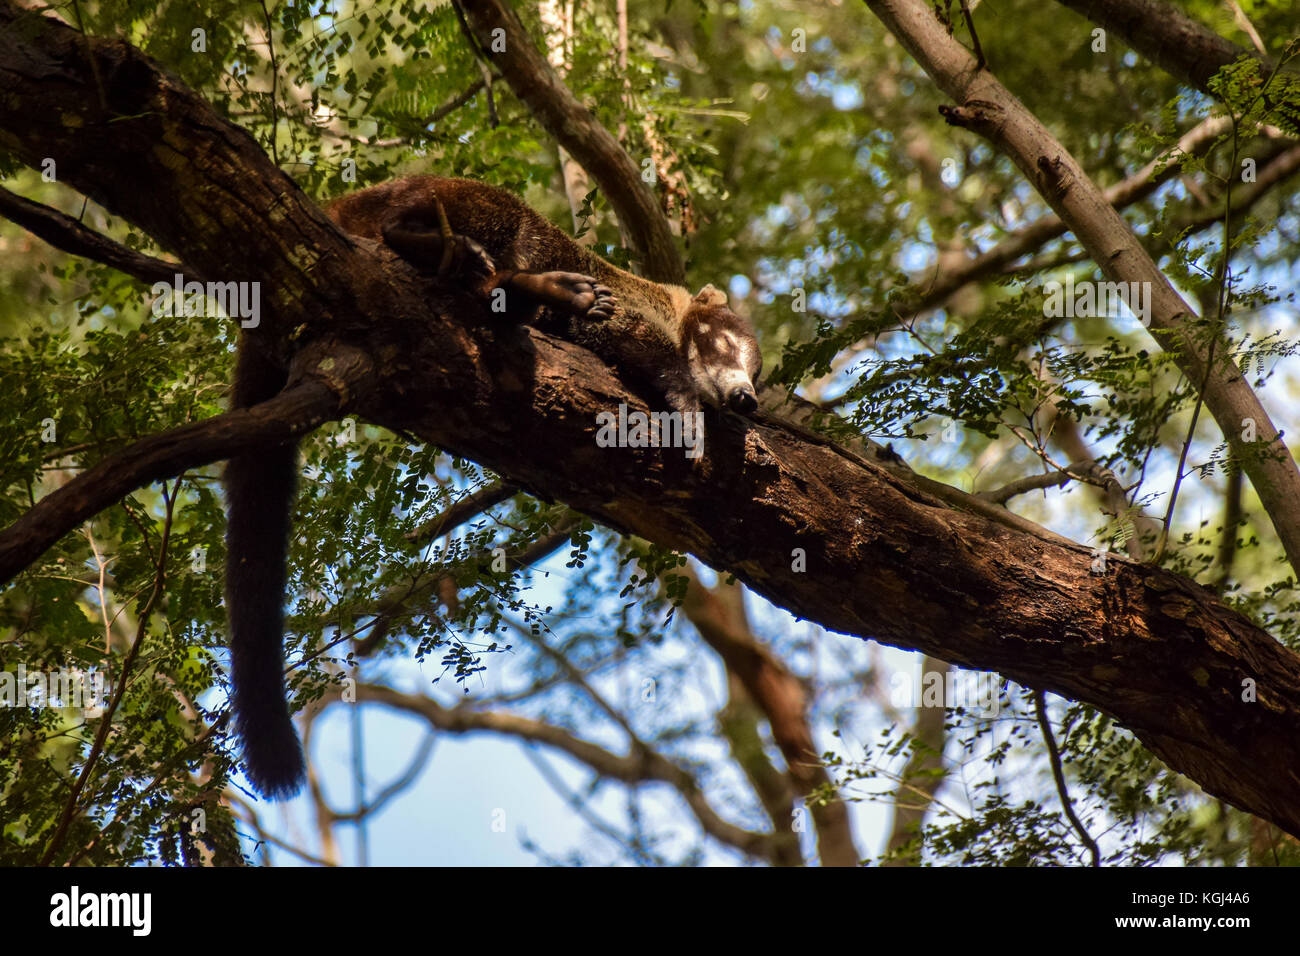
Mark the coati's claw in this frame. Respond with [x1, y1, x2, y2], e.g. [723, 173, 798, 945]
[588, 285, 617, 320]
[433, 198, 456, 274]
[437, 234, 496, 279]
[461, 236, 496, 281]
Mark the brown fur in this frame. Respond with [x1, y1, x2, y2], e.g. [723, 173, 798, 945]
[326, 176, 761, 421]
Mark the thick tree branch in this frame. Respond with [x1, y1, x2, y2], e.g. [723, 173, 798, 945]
[1052, 0, 1269, 97]
[0, 3, 375, 364]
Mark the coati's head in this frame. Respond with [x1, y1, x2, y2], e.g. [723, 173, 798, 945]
[679, 285, 763, 414]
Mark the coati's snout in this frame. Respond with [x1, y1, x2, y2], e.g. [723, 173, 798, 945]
[708, 365, 758, 413]
[728, 385, 758, 414]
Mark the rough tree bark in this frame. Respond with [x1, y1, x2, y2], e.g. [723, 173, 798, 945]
[3, 4, 1300, 838]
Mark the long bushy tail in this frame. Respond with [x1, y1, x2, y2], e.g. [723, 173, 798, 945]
[224, 344, 305, 798]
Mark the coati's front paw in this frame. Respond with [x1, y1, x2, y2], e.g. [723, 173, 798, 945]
[530, 272, 617, 319]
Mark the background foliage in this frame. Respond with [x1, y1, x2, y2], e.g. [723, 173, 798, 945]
[1, 0, 1298, 865]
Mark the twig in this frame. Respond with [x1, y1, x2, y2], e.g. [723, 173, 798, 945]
[1033, 690, 1100, 866]
[406, 480, 519, 543]
[1152, 46, 1297, 561]
[258, 0, 280, 167]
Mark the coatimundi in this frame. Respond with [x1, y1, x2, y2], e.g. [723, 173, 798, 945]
[225, 176, 763, 797]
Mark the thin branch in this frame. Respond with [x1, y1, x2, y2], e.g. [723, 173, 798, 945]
[1215, 462, 1244, 595]
[886, 114, 1244, 323]
[228, 794, 338, 866]
[406, 480, 520, 543]
[427, 78, 488, 125]
[0, 185, 183, 285]
[520, 745, 666, 864]
[975, 468, 1073, 504]
[258, 0, 280, 167]
[1156, 51, 1297, 559]
[0, 377, 342, 585]
[323, 730, 438, 825]
[356, 682, 781, 860]
[1033, 690, 1101, 866]
[883, 656, 950, 864]
[1156, 143, 1300, 252]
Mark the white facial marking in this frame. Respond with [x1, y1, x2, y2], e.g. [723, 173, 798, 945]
[716, 367, 753, 396]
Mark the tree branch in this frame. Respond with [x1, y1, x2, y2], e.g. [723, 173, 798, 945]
[892, 113, 1245, 320]
[355, 683, 780, 859]
[862, 0, 1300, 582]
[1034, 690, 1101, 866]
[883, 656, 950, 864]
[0, 185, 182, 286]
[679, 568, 860, 865]
[406, 479, 520, 544]
[1052, 0, 1271, 97]
[0, 371, 345, 584]
[454, 0, 685, 283]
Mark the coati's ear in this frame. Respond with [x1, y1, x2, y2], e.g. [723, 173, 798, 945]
[693, 284, 727, 307]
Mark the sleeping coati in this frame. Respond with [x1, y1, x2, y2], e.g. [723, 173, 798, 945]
[329, 177, 763, 419]
[225, 176, 763, 797]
